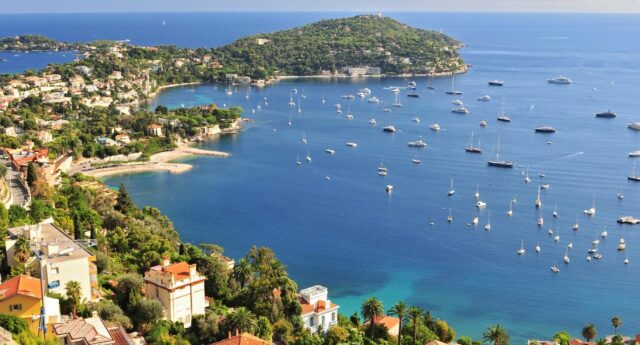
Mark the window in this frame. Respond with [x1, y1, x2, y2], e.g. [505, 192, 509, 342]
[51, 267, 59, 274]
[309, 317, 314, 327]
[321, 315, 325, 325]
[9, 304, 22, 311]
[331, 312, 336, 321]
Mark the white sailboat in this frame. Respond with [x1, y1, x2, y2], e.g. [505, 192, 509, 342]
[297, 97, 302, 113]
[572, 212, 580, 230]
[484, 211, 491, 231]
[535, 242, 541, 253]
[553, 204, 558, 217]
[507, 200, 513, 216]
[517, 240, 525, 255]
[447, 208, 453, 223]
[535, 186, 542, 208]
[393, 92, 402, 107]
[447, 178, 455, 196]
[288, 114, 292, 126]
[302, 132, 307, 144]
[378, 159, 388, 176]
[583, 194, 596, 216]
[305, 148, 312, 162]
[296, 155, 302, 166]
[412, 149, 421, 164]
[474, 184, 480, 199]
[563, 249, 570, 264]
[524, 166, 531, 183]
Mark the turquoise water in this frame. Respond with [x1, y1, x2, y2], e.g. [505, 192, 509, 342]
[0, 51, 77, 74]
[4, 11, 640, 343]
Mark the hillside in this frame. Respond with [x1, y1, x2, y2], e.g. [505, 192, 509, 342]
[214, 14, 465, 77]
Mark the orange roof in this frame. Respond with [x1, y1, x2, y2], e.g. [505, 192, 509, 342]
[0, 275, 42, 301]
[570, 339, 594, 345]
[150, 262, 191, 280]
[298, 296, 339, 316]
[147, 124, 163, 129]
[211, 333, 273, 345]
[365, 315, 400, 330]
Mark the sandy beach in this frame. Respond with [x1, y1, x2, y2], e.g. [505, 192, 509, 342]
[77, 144, 230, 178]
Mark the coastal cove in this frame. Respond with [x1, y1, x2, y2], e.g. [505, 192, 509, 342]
[100, 11, 640, 344]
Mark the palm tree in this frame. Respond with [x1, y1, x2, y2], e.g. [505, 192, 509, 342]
[611, 316, 622, 334]
[234, 258, 253, 288]
[388, 301, 407, 345]
[227, 307, 257, 335]
[582, 324, 597, 342]
[65, 280, 82, 318]
[13, 237, 31, 274]
[407, 306, 423, 345]
[361, 296, 384, 339]
[483, 324, 508, 345]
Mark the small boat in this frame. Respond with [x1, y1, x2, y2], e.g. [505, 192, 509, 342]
[369, 119, 377, 125]
[548, 228, 554, 235]
[534, 187, 542, 208]
[573, 212, 580, 230]
[407, 93, 419, 98]
[305, 148, 312, 162]
[554, 233, 560, 242]
[517, 240, 525, 255]
[408, 81, 417, 88]
[507, 200, 513, 216]
[488, 80, 504, 86]
[538, 217, 544, 226]
[346, 142, 358, 148]
[593, 253, 603, 260]
[368, 96, 381, 103]
[479, 120, 488, 127]
[359, 88, 372, 95]
[487, 135, 514, 168]
[550, 264, 560, 273]
[592, 238, 600, 245]
[583, 195, 596, 216]
[341, 94, 356, 99]
[568, 242, 573, 249]
[412, 150, 422, 164]
[408, 137, 427, 148]
[383, 126, 397, 133]
[296, 156, 302, 166]
[535, 243, 541, 253]
[345, 114, 354, 120]
[534, 125, 556, 133]
[563, 249, 570, 264]
[474, 185, 480, 199]
[391, 88, 400, 93]
[452, 99, 464, 106]
[476, 200, 487, 208]
[448, 178, 455, 196]
[472, 216, 479, 225]
[477, 95, 491, 101]
[618, 191, 624, 200]
[628, 122, 640, 131]
[628, 150, 640, 157]
[595, 110, 616, 118]
[451, 107, 469, 114]
[586, 256, 592, 262]
[552, 204, 558, 218]
[465, 131, 482, 153]
[547, 76, 573, 84]
[430, 123, 441, 131]
[385, 185, 394, 192]
[497, 115, 511, 122]
[325, 149, 335, 155]
[629, 160, 640, 181]
[484, 211, 491, 231]
[447, 209, 453, 223]
[541, 184, 550, 190]
[412, 117, 421, 123]
[382, 107, 391, 112]
[588, 247, 598, 254]
[618, 239, 626, 251]
[445, 76, 463, 95]
[624, 257, 630, 264]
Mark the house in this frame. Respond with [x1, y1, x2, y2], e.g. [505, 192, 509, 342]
[5, 221, 98, 301]
[211, 333, 273, 345]
[210, 252, 235, 270]
[97, 137, 118, 146]
[146, 124, 163, 137]
[298, 285, 339, 334]
[143, 257, 206, 328]
[255, 38, 271, 45]
[364, 315, 400, 337]
[38, 130, 53, 144]
[53, 311, 133, 345]
[42, 155, 74, 187]
[115, 134, 131, 144]
[570, 339, 595, 345]
[0, 275, 62, 333]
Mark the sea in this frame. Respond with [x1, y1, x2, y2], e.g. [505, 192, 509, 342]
[3, 12, 640, 344]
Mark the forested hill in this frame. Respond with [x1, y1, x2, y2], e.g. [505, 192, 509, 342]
[214, 14, 465, 77]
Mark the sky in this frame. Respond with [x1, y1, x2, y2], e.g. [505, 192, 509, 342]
[2, 0, 640, 13]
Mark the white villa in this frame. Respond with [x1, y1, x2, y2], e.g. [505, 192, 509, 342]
[298, 285, 339, 334]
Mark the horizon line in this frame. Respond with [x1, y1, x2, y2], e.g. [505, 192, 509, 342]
[1, 10, 640, 14]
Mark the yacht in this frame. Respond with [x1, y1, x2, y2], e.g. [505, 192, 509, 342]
[583, 196, 596, 216]
[517, 240, 526, 255]
[412, 151, 422, 164]
[408, 136, 427, 148]
[474, 185, 480, 199]
[507, 200, 513, 216]
[427, 77, 435, 90]
[369, 119, 377, 125]
[595, 110, 616, 118]
[385, 185, 394, 192]
[451, 107, 469, 114]
[624, 257, 630, 264]
[408, 81, 417, 88]
[448, 178, 455, 196]
[447, 209, 453, 223]
[547, 76, 573, 84]
[629, 160, 640, 181]
[378, 161, 388, 176]
[325, 149, 336, 155]
[476, 200, 487, 208]
[302, 132, 307, 144]
[573, 213, 580, 230]
[497, 114, 511, 122]
[488, 80, 504, 86]
[367, 96, 381, 104]
[412, 117, 421, 123]
[407, 92, 420, 98]
[393, 93, 403, 107]
[472, 216, 479, 225]
[618, 239, 626, 251]
[465, 131, 482, 153]
[305, 148, 312, 162]
[487, 135, 514, 168]
[552, 204, 558, 218]
[341, 94, 356, 100]
[601, 227, 608, 238]
[357, 91, 367, 98]
[477, 95, 491, 102]
[628, 122, 640, 131]
[391, 88, 400, 94]
[452, 99, 464, 106]
[359, 88, 372, 95]
[534, 125, 556, 133]
[445, 76, 463, 95]
[535, 243, 541, 253]
[628, 150, 640, 157]
[383, 126, 397, 133]
[541, 184, 550, 190]
[479, 120, 488, 127]
[296, 156, 302, 166]
[484, 211, 491, 231]
[346, 142, 358, 148]
[345, 114, 354, 120]
[430, 123, 441, 131]
[563, 249, 570, 264]
[550, 264, 560, 273]
[538, 217, 544, 226]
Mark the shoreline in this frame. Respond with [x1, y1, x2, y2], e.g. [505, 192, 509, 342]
[78, 144, 230, 179]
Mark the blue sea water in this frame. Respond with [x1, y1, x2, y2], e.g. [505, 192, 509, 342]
[0, 51, 77, 74]
[4, 11, 640, 343]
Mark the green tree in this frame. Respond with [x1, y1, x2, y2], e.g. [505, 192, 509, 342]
[12, 237, 31, 276]
[115, 183, 135, 214]
[114, 273, 144, 309]
[233, 257, 253, 288]
[325, 325, 349, 345]
[553, 332, 571, 345]
[0, 163, 7, 178]
[611, 316, 622, 334]
[131, 299, 164, 330]
[388, 301, 407, 345]
[407, 306, 423, 345]
[0, 314, 29, 334]
[27, 162, 38, 187]
[361, 296, 384, 339]
[483, 324, 509, 345]
[0, 204, 9, 233]
[435, 320, 456, 343]
[582, 324, 597, 343]
[65, 280, 83, 318]
[256, 316, 273, 341]
[226, 307, 257, 335]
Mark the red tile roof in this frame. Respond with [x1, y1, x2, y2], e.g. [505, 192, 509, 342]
[298, 296, 339, 316]
[0, 275, 42, 300]
[108, 326, 133, 345]
[150, 262, 191, 280]
[211, 333, 273, 345]
[365, 315, 400, 331]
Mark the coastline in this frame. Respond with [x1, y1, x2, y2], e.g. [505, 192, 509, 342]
[275, 65, 469, 80]
[77, 143, 230, 178]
